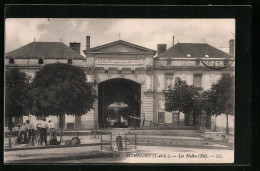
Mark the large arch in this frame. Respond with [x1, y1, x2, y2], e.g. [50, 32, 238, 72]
[98, 78, 141, 128]
[95, 73, 146, 84]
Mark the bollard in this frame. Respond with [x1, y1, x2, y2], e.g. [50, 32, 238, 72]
[116, 135, 123, 151]
[9, 136, 11, 149]
[135, 134, 137, 151]
[125, 134, 127, 150]
[100, 133, 103, 151]
[110, 132, 112, 151]
[59, 131, 63, 144]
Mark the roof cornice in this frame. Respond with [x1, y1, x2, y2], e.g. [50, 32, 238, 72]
[84, 40, 156, 54]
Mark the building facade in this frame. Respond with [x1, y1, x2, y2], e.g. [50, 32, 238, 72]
[5, 36, 235, 130]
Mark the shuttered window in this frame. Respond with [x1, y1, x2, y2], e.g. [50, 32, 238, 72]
[158, 112, 165, 123]
[165, 74, 174, 89]
[167, 60, 171, 66]
[193, 74, 202, 89]
[9, 58, 14, 64]
[38, 59, 43, 64]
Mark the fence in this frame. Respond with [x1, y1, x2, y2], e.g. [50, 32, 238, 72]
[100, 132, 137, 151]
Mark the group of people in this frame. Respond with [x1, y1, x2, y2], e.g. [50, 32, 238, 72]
[17, 119, 56, 146]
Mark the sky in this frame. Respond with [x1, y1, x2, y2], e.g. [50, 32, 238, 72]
[5, 18, 235, 55]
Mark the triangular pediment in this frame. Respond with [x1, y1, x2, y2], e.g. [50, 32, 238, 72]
[86, 40, 156, 54]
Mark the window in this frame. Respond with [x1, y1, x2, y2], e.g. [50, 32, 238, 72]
[167, 60, 171, 66]
[210, 72, 215, 84]
[68, 59, 72, 65]
[222, 73, 231, 79]
[193, 74, 202, 89]
[180, 73, 186, 81]
[165, 73, 174, 89]
[158, 112, 165, 124]
[187, 54, 191, 57]
[222, 73, 231, 77]
[38, 58, 43, 64]
[9, 58, 14, 64]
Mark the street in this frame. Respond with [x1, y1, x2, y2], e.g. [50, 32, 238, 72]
[4, 128, 234, 164]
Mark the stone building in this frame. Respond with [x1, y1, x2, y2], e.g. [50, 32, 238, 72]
[5, 36, 235, 130]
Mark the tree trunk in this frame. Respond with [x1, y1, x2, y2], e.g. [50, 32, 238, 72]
[226, 114, 229, 135]
[59, 114, 64, 129]
[178, 111, 180, 126]
[8, 116, 12, 131]
[214, 115, 217, 132]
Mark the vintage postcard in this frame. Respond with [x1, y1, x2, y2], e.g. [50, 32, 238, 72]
[4, 18, 235, 163]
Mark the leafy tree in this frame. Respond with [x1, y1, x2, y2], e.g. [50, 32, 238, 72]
[203, 74, 235, 134]
[29, 63, 96, 129]
[106, 108, 117, 120]
[5, 69, 30, 131]
[118, 107, 132, 119]
[164, 77, 199, 126]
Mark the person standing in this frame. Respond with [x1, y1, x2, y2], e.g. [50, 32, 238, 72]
[17, 123, 29, 144]
[28, 120, 35, 142]
[48, 120, 56, 139]
[40, 118, 48, 146]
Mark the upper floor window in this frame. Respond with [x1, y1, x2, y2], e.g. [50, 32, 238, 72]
[68, 59, 72, 65]
[193, 74, 203, 90]
[167, 60, 171, 66]
[38, 59, 43, 64]
[222, 73, 231, 77]
[165, 73, 174, 89]
[9, 58, 14, 64]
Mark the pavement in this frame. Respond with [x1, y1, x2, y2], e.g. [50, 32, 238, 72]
[4, 128, 234, 163]
[4, 145, 234, 164]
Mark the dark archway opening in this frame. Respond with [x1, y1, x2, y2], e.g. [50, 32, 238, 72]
[98, 79, 141, 128]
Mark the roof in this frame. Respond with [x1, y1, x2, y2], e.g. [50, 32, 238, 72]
[5, 42, 85, 59]
[156, 43, 233, 58]
[84, 40, 156, 54]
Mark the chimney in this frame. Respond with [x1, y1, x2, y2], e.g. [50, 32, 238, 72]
[86, 36, 90, 51]
[157, 44, 167, 56]
[173, 36, 175, 46]
[69, 42, 81, 54]
[229, 39, 235, 56]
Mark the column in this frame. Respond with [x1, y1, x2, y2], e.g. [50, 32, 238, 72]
[141, 83, 154, 127]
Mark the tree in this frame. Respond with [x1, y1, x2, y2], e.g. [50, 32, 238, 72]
[203, 74, 235, 134]
[118, 107, 132, 119]
[29, 63, 96, 129]
[164, 77, 199, 126]
[5, 69, 30, 131]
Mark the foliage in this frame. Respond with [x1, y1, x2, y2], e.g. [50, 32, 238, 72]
[5, 69, 30, 130]
[164, 77, 199, 114]
[29, 63, 96, 117]
[106, 109, 117, 119]
[118, 107, 132, 119]
[203, 74, 235, 116]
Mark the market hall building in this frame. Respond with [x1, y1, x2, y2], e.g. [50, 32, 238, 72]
[5, 36, 235, 131]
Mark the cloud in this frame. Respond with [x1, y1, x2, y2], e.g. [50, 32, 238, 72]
[5, 18, 49, 52]
[5, 18, 235, 54]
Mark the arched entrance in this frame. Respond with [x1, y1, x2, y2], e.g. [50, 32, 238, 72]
[98, 78, 141, 128]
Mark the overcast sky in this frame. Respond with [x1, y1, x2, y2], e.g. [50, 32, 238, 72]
[5, 18, 235, 55]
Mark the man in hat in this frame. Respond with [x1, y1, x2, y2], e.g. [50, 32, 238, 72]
[40, 118, 48, 146]
[48, 120, 56, 140]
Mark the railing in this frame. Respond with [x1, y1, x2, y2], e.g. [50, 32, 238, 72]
[100, 132, 137, 151]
